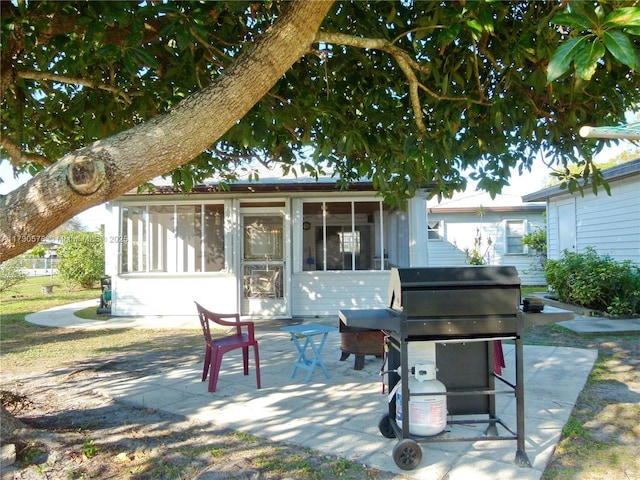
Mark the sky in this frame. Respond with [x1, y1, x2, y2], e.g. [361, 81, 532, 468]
[0, 140, 634, 231]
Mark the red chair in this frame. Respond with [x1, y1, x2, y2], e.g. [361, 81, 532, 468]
[195, 302, 261, 393]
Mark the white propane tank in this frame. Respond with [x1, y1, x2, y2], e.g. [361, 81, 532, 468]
[396, 361, 447, 436]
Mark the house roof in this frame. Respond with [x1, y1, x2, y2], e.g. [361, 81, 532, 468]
[134, 178, 380, 195]
[123, 165, 386, 196]
[428, 190, 545, 214]
[522, 157, 640, 202]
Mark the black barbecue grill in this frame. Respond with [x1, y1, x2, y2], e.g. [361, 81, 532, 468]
[338, 266, 573, 471]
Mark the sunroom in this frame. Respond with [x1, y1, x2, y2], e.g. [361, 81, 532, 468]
[103, 178, 428, 319]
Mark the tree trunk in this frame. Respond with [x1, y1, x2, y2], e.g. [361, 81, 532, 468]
[0, 0, 334, 261]
[1, 405, 30, 440]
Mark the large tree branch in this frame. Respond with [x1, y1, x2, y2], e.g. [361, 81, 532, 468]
[0, 0, 335, 261]
[315, 31, 490, 136]
[0, 134, 53, 168]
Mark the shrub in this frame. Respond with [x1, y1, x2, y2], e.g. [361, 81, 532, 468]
[522, 226, 547, 271]
[464, 228, 493, 265]
[544, 247, 640, 316]
[0, 257, 27, 293]
[56, 232, 105, 290]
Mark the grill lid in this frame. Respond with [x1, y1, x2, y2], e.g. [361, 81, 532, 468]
[388, 266, 521, 317]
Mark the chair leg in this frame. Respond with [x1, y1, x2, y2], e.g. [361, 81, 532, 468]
[202, 346, 211, 382]
[253, 342, 261, 390]
[242, 346, 249, 376]
[208, 348, 223, 393]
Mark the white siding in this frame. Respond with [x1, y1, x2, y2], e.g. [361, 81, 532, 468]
[547, 175, 640, 264]
[109, 271, 392, 318]
[426, 211, 546, 285]
[291, 271, 390, 316]
[111, 274, 238, 316]
[546, 206, 557, 260]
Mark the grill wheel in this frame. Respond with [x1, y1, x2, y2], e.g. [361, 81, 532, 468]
[378, 413, 395, 439]
[393, 438, 422, 470]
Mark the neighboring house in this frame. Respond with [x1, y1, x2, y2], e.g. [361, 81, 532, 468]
[522, 158, 640, 265]
[104, 176, 428, 318]
[427, 192, 547, 285]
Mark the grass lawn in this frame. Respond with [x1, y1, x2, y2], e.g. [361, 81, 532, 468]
[0, 275, 100, 317]
[0, 275, 201, 372]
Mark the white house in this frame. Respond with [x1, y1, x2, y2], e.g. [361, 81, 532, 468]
[104, 176, 429, 318]
[522, 158, 640, 265]
[427, 192, 547, 285]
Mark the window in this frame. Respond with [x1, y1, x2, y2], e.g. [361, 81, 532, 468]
[301, 200, 403, 271]
[120, 206, 146, 273]
[505, 220, 525, 254]
[428, 220, 443, 240]
[120, 203, 225, 273]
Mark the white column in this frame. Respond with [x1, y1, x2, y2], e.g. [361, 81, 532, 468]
[408, 189, 428, 267]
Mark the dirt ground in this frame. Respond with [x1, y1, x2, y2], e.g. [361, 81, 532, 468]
[1, 325, 639, 480]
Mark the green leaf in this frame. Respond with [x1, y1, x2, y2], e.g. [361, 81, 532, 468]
[574, 40, 605, 80]
[604, 30, 639, 70]
[550, 12, 594, 30]
[402, 137, 417, 156]
[602, 7, 640, 28]
[466, 19, 483, 39]
[478, 9, 494, 34]
[122, 51, 140, 76]
[547, 36, 588, 82]
[438, 23, 461, 49]
[131, 46, 159, 69]
[385, 5, 396, 25]
[96, 44, 121, 59]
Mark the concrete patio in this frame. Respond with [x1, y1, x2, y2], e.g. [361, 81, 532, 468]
[27, 300, 600, 480]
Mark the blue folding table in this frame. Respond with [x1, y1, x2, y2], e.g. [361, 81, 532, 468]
[280, 324, 338, 383]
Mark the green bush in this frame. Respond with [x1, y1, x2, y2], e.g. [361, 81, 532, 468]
[544, 247, 640, 316]
[57, 232, 105, 290]
[0, 257, 27, 293]
[522, 226, 547, 271]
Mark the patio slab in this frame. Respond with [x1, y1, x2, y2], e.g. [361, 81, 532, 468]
[26, 302, 599, 480]
[92, 330, 595, 480]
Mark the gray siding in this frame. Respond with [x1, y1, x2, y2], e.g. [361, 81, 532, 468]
[547, 175, 640, 264]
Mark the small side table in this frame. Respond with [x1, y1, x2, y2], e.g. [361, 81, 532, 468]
[280, 324, 338, 383]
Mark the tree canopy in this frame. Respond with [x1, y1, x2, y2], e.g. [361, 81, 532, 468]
[1, 0, 639, 260]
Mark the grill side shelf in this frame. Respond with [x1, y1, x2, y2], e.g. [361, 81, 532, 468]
[338, 308, 401, 332]
[520, 306, 574, 328]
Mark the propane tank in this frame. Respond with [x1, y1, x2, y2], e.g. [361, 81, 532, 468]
[395, 361, 447, 436]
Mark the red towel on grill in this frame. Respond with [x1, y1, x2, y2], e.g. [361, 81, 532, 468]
[493, 340, 505, 375]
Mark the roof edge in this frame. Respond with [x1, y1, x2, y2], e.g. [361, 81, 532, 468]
[429, 204, 546, 214]
[523, 158, 640, 202]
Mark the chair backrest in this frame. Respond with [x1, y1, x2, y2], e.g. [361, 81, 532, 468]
[195, 302, 214, 344]
[195, 302, 254, 342]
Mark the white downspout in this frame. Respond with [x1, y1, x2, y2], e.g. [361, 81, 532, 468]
[408, 189, 429, 267]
